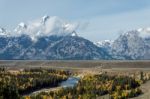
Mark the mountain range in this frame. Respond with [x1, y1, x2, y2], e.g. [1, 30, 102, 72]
[0, 16, 110, 60]
[0, 15, 150, 60]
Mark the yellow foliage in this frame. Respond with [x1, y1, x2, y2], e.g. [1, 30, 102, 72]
[24, 96, 30, 99]
[78, 95, 82, 99]
[116, 85, 121, 91]
[62, 96, 67, 99]
[121, 90, 128, 97]
[42, 95, 47, 99]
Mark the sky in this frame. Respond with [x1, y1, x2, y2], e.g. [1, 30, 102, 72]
[1, 0, 150, 41]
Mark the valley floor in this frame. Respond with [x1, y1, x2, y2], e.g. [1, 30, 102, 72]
[1, 60, 150, 99]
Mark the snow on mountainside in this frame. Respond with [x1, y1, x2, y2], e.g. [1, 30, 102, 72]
[0, 28, 10, 36]
[137, 27, 150, 38]
[0, 16, 110, 60]
[94, 40, 114, 48]
[95, 28, 150, 59]
[0, 28, 6, 36]
[1, 15, 150, 60]
[0, 35, 110, 60]
[111, 30, 145, 59]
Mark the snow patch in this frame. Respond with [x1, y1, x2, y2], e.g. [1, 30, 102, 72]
[95, 40, 114, 47]
[137, 27, 150, 38]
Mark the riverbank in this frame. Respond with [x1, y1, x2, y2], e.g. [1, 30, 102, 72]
[25, 76, 81, 96]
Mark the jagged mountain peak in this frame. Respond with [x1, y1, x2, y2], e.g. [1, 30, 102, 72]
[94, 27, 150, 60]
[0, 34, 110, 60]
[70, 31, 78, 37]
[11, 15, 78, 39]
[41, 15, 50, 24]
[0, 28, 10, 36]
[0, 14, 107, 59]
[102, 28, 150, 59]
[1, 16, 150, 60]
[15, 22, 27, 30]
[0, 28, 6, 33]
[18, 22, 27, 28]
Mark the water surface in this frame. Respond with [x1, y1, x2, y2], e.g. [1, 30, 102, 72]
[60, 77, 80, 88]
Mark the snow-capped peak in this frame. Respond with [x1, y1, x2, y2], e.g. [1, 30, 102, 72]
[137, 27, 150, 33]
[137, 27, 150, 38]
[0, 28, 7, 36]
[18, 22, 27, 28]
[0, 28, 6, 33]
[14, 22, 27, 35]
[0, 15, 79, 41]
[71, 31, 78, 36]
[137, 28, 143, 32]
[41, 15, 49, 24]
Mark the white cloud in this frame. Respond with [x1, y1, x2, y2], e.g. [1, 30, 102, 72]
[78, 7, 150, 41]
[64, 23, 79, 33]
[12, 16, 79, 41]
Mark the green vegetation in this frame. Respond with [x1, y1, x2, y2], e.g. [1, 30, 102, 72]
[29, 74, 143, 99]
[0, 67, 146, 99]
[0, 68, 70, 99]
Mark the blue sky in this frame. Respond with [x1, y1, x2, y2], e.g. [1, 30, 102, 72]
[1, 0, 150, 41]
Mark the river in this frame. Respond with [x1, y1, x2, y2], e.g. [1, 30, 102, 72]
[26, 76, 80, 96]
[60, 77, 80, 88]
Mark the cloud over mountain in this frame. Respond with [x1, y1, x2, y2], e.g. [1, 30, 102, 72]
[3, 16, 79, 41]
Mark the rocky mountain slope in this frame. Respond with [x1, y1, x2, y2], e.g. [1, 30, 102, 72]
[96, 28, 150, 59]
[1, 15, 150, 60]
[0, 16, 110, 60]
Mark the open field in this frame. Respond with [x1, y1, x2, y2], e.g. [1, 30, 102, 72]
[2, 60, 150, 76]
[1, 60, 150, 69]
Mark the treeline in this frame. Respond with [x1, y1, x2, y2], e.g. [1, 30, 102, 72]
[29, 74, 143, 99]
[0, 68, 70, 99]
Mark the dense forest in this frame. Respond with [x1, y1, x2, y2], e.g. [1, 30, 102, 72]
[0, 67, 147, 99]
[0, 68, 70, 99]
[29, 74, 143, 99]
